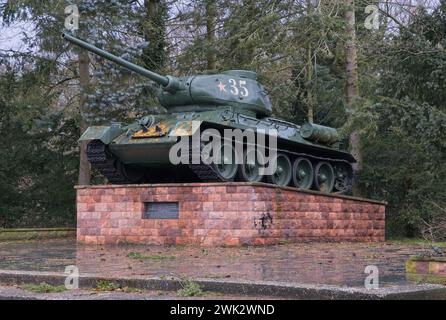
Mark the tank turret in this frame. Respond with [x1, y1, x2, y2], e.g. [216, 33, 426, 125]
[62, 33, 272, 117]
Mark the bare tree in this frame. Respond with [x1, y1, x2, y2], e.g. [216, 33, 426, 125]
[344, 0, 361, 194]
[77, 50, 91, 185]
[205, 0, 217, 70]
[421, 203, 446, 256]
[306, 0, 315, 123]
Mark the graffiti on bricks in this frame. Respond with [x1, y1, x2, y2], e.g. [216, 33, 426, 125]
[254, 212, 273, 234]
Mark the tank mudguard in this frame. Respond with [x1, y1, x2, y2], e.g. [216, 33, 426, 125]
[79, 125, 123, 145]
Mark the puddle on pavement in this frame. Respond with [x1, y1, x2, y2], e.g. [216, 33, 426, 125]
[0, 239, 424, 288]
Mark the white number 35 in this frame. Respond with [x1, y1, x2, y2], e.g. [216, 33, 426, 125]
[229, 79, 249, 97]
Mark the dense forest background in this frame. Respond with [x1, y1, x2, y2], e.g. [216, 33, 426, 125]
[0, 0, 444, 238]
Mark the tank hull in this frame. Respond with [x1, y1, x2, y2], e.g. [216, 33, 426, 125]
[83, 109, 355, 194]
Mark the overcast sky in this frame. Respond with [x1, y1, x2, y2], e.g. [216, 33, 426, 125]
[0, 19, 35, 52]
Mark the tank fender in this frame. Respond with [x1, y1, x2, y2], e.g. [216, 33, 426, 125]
[79, 124, 123, 145]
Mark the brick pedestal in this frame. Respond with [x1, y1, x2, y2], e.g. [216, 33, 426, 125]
[76, 183, 385, 246]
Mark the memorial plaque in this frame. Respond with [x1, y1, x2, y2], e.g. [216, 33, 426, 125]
[143, 202, 179, 219]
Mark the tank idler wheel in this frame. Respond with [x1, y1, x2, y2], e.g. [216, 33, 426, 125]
[313, 162, 335, 193]
[267, 153, 292, 187]
[292, 157, 314, 190]
[212, 143, 238, 181]
[333, 163, 353, 194]
[238, 148, 265, 183]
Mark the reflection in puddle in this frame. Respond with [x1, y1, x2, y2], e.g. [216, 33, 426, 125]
[0, 239, 424, 288]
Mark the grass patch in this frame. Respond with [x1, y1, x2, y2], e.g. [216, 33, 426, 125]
[121, 286, 142, 293]
[387, 238, 446, 247]
[0, 229, 76, 242]
[177, 279, 205, 297]
[95, 280, 120, 292]
[22, 282, 66, 293]
[127, 251, 175, 260]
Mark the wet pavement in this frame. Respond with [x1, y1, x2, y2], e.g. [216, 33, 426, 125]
[0, 239, 433, 288]
[0, 284, 280, 300]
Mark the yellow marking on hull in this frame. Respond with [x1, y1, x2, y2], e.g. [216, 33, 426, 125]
[132, 122, 168, 138]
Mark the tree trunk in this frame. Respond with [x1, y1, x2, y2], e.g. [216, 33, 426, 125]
[142, 0, 166, 72]
[78, 50, 91, 186]
[306, 44, 314, 123]
[345, 0, 359, 106]
[205, 0, 217, 71]
[306, 0, 314, 123]
[344, 0, 362, 194]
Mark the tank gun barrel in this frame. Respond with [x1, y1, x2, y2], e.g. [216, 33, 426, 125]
[62, 32, 170, 87]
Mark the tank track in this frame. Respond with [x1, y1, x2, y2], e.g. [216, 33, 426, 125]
[187, 147, 222, 182]
[86, 140, 130, 184]
[188, 164, 222, 182]
[87, 140, 352, 194]
[187, 143, 353, 194]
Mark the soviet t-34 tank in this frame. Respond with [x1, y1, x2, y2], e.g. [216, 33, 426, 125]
[63, 33, 355, 194]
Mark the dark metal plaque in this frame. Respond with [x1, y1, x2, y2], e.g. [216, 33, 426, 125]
[143, 202, 179, 219]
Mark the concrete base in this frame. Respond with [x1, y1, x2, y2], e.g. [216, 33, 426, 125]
[76, 182, 385, 246]
[2, 270, 446, 300]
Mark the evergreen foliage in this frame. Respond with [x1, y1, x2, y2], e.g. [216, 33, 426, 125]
[0, 0, 444, 236]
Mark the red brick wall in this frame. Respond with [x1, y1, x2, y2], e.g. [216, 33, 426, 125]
[76, 183, 385, 246]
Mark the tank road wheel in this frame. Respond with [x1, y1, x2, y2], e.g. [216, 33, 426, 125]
[267, 153, 292, 187]
[292, 158, 313, 190]
[333, 163, 353, 195]
[238, 149, 264, 183]
[212, 143, 238, 181]
[313, 162, 335, 193]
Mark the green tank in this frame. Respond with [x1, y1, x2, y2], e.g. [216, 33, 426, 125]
[63, 33, 355, 194]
